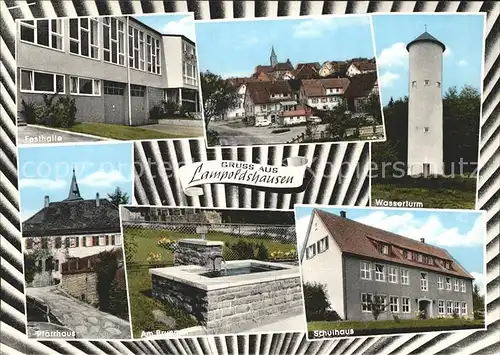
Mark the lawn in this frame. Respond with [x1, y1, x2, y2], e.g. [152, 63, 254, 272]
[371, 184, 476, 209]
[308, 318, 485, 331]
[63, 122, 192, 140]
[124, 227, 297, 337]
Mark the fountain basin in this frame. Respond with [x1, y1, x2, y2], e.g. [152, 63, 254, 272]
[149, 260, 303, 334]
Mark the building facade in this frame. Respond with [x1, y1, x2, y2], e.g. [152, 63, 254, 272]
[299, 78, 350, 111]
[301, 209, 475, 321]
[406, 31, 445, 176]
[346, 59, 377, 77]
[244, 80, 296, 124]
[17, 16, 200, 126]
[22, 169, 122, 287]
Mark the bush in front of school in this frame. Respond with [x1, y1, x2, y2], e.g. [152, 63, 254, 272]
[224, 240, 269, 261]
[303, 282, 339, 322]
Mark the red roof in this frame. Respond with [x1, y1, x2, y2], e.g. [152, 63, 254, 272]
[246, 80, 293, 104]
[307, 209, 474, 279]
[344, 71, 378, 98]
[350, 60, 377, 72]
[301, 78, 350, 97]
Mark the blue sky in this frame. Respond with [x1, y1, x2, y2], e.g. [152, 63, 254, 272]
[372, 14, 485, 105]
[18, 143, 133, 221]
[134, 13, 195, 41]
[295, 206, 485, 293]
[195, 15, 374, 78]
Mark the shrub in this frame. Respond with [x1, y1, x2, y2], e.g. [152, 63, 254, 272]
[24, 253, 42, 285]
[157, 238, 176, 250]
[393, 314, 401, 323]
[303, 282, 331, 322]
[95, 251, 119, 313]
[35, 93, 77, 128]
[324, 310, 341, 321]
[123, 230, 138, 266]
[206, 129, 220, 146]
[473, 310, 484, 320]
[452, 310, 460, 319]
[21, 100, 39, 124]
[107, 269, 130, 321]
[163, 100, 180, 116]
[255, 243, 269, 261]
[149, 105, 163, 121]
[146, 252, 162, 265]
[224, 240, 270, 261]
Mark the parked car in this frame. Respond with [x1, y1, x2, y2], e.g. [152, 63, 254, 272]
[256, 119, 272, 127]
[309, 116, 322, 124]
[26, 295, 77, 339]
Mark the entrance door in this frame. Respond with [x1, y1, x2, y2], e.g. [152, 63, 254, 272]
[103, 81, 127, 125]
[423, 163, 430, 177]
[418, 300, 431, 319]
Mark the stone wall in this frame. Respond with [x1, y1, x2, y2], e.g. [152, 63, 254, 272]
[60, 271, 99, 306]
[151, 274, 303, 334]
[174, 240, 223, 270]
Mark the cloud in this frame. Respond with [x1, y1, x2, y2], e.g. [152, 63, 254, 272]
[293, 16, 369, 39]
[19, 178, 66, 190]
[162, 16, 196, 42]
[377, 42, 408, 69]
[470, 272, 485, 295]
[295, 215, 311, 253]
[354, 211, 484, 247]
[457, 59, 468, 67]
[79, 170, 129, 188]
[379, 71, 400, 87]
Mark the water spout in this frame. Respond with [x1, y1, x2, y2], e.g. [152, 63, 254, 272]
[207, 252, 225, 272]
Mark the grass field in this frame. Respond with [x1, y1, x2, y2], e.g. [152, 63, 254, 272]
[64, 122, 192, 140]
[371, 184, 476, 209]
[124, 227, 297, 337]
[308, 318, 485, 331]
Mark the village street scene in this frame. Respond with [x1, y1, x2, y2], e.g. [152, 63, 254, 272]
[195, 15, 385, 146]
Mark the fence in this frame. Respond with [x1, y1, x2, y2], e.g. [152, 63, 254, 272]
[122, 221, 298, 270]
[287, 124, 385, 143]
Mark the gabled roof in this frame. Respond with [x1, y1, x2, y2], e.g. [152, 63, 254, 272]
[255, 65, 275, 74]
[273, 62, 294, 71]
[246, 80, 293, 104]
[301, 78, 350, 97]
[294, 64, 319, 80]
[344, 71, 378, 98]
[302, 209, 474, 279]
[22, 199, 120, 236]
[349, 60, 377, 72]
[407, 31, 446, 52]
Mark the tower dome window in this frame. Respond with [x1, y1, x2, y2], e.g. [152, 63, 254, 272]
[424, 80, 430, 86]
[412, 81, 417, 88]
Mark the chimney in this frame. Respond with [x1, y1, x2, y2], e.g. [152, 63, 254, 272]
[420, 238, 425, 243]
[340, 211, 346, 218]
[96, 193, 100, 207]
[44, 195, 50, 207]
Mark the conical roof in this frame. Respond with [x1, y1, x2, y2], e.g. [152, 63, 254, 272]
[406, 31, 446, 52]
[65, 168, 83, 201]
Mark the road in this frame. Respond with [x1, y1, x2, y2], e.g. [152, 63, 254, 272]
[26, 286, 131, 339]
[17, 125, 103, 145]
[210, 120, 330, 146]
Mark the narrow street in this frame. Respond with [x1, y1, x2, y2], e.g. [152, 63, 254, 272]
[26, 286, 131, 339]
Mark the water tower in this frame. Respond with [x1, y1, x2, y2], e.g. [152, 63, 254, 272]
[406, 29, 446, 176]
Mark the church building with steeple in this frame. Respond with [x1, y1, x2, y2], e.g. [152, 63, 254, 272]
[254, 46, 295, 80]
[22, 169, 122, 287]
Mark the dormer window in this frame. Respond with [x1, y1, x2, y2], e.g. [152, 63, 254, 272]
[379, 243, 389, 255]
[417, 253, 423, 262]
[427, 257, 433, 265]
[403, 250, 412, 260]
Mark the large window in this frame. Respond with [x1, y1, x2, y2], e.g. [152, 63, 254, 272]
[446, 277, 452, 290]
[20, 19, 63, 50]
[70, 76, 100, 96]
[401, 269, 409, 285]
[375, 264, 385, 282]
[130, 84, 145, 97]
[317, 236, 329, 254]
[438, 300, 445, 314]
[438, 276, 444, 289]
[306, 243, 316, 260]
[69, 17, 99, 59]
[461, 280, 466, 293]
[446, 301, 453, 314]
[103, 81, 125, 95]
[360, 261, 371, 280]
[388, 266, 398, 283]
[183, 41, 197, 85]
[402, 297, 411, 313]
[420, 272, 428, 291]
[454, 280, 459, 292]
[389, 296, 399, 313]
[103, 17, 125, 65]
[454, 301, 460, 315]
[20, 70, 64, 94]
[130, 29, 161, 74]
[461, 302, 467, 315]
[361, 293, 372, 312]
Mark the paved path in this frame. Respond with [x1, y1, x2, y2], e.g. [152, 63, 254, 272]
[18, 125, 103, 145]
[26, 286, 131, 339]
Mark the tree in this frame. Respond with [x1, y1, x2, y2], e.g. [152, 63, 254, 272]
[108, 187, 130, 206]
[24, 253, 42, 285]
[303, 282, 331, 321]
[472, 283, 485, 319]
[95, 250, 119, 313]
[200, 71, 239, 128]
[369, 294, 390, 320]
[325, 101, 364, 140]
[360, 92, 383, 125]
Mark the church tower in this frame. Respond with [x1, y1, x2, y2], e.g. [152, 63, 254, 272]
[65, 167, 83, 200]
[270, 46, 277, 67]
[406, 29, 446, 176]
